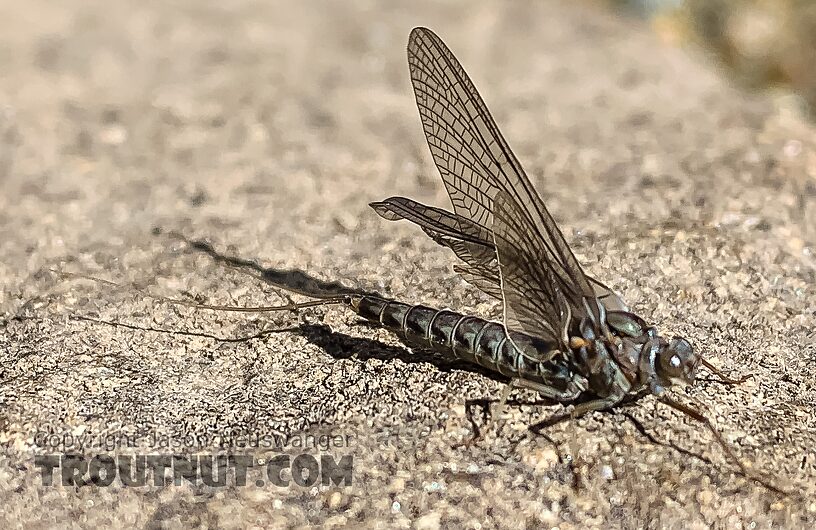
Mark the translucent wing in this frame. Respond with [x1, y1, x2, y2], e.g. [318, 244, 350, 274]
[371, 196, 628, 311]
[371, 197, 502, 298]
[589, 277, 629, 313]
[405, 27, 604, 340]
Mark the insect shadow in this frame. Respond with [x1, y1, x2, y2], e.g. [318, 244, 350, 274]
[167, 231, 510, 379]
[296, 323, 511, 381]
[165, 235, 720, 476]
[167, 232, 577, 415]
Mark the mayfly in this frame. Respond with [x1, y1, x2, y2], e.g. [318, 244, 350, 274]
[69, 27, 783, 493]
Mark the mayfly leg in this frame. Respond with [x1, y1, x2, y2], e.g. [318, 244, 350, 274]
[700, 358, 752, 385]
[492, 379, 518, 421]
[488, 377, 568, 418]
[658, 396, 790, 496]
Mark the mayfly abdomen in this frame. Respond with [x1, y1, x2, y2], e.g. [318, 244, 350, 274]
[349, 296, 575, 394]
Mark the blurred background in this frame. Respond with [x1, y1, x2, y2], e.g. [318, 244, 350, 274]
[615, 0, 816, 121]
[1, 0, 813, 251]
[614, 0, 816, 236]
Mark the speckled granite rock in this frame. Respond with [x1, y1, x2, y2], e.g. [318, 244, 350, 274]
[1, 1, 815, 528]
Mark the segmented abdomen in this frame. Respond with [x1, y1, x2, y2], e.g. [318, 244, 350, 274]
[350, 295, 578, 396]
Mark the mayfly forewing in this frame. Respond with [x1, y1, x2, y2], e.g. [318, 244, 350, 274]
[491, 190, 566, 343]
[371, 197, 502, 298]
[372, 197, 623, 309]
[452, 264, 502, 299]
[370, 196, 495, 269]
[372, 197, 493, 247]
[407, 27, 599, 332]
[589, 277, 629, 313]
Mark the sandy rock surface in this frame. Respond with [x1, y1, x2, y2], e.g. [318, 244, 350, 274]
[1, 1, 815, 528]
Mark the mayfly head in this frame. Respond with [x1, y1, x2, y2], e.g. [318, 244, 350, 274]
[648, 336, 699, 393]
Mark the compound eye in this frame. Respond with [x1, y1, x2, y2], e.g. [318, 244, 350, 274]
[669, 354, 681, 369]
[658, 338, 698, 386]
[660, 351, 683, 377]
